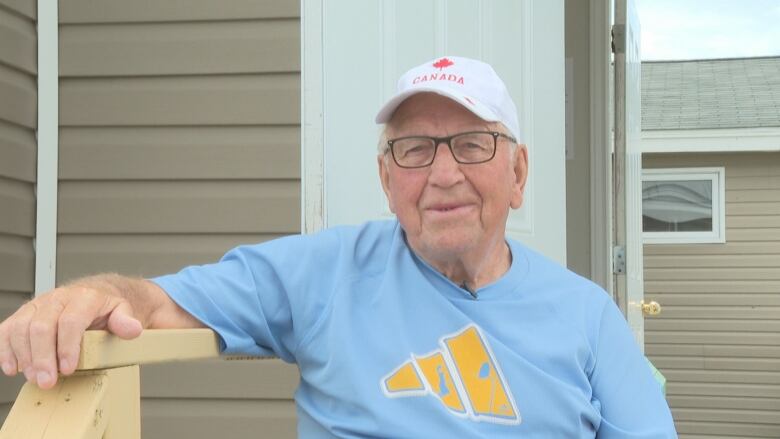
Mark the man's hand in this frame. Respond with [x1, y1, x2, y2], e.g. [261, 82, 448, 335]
[0, 284, 143, 389]
[0, 275, 205, 390]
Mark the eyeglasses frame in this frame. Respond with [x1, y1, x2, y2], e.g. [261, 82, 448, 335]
[385, 130, 517, 169]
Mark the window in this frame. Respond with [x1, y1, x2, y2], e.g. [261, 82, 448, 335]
[642, 167, 725, 244]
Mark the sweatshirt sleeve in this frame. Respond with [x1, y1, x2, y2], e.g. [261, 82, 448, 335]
[150, 230, 344, 363]
[590, 299, 678, 438]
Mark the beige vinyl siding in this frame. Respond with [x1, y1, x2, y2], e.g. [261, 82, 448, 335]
[643, 152, 780, 438]
[0, 0, 36, 422]
[58, 1, 300, 437]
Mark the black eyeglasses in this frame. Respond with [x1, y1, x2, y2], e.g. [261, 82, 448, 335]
[386, 131, 516, 169]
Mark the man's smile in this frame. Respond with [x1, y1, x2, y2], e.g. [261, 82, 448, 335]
[423, 202, 477, 218]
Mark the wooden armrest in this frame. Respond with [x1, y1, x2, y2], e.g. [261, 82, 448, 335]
[76, 328, 220, 370]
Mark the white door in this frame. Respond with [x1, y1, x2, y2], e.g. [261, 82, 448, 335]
[302, 0, 566, 264]
[613, 0, 645, 347]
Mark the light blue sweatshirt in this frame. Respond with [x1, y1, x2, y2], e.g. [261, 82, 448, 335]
[153, 220, 677, 438]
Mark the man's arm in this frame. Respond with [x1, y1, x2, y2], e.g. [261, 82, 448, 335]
[0, 273, 204, 390]
[591, 298, 677, 438]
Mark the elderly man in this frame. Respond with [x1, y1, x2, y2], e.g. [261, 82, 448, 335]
[0, 56, 676, 437]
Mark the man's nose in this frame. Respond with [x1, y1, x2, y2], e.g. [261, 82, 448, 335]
[428, 142, 464, 186]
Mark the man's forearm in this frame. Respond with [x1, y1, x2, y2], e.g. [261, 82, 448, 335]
[64, 273, 205, 330]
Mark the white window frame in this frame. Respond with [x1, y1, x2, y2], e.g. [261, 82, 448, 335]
[642, 167, 726, 244]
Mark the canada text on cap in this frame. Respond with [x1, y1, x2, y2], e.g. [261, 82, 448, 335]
[375, 56, 521, 142]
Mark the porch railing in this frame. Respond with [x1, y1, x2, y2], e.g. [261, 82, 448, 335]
[0, 329, 220, 439]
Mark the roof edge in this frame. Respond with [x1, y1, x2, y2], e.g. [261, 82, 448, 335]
[640, 127, 780, 154]
[643, 55, 780, 64]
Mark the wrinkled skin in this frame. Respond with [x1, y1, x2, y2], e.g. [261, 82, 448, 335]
[0, 275, 202, 389]
[379, 93, 529, 290]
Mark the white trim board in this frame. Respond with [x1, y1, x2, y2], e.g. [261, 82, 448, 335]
[641, 127, 780, 153]
[34, 0, 59, 295]
[301, 0, 326, 235]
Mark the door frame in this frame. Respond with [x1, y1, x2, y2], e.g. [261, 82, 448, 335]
[588, 0, 614, 296]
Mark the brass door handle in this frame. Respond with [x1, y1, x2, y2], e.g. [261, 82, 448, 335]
[641, 300, 662, 316]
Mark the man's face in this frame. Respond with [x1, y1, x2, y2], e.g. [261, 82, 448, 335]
[378, 93, 528, 261]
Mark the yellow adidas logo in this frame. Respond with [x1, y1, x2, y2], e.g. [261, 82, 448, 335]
[381, 325, 520, 425]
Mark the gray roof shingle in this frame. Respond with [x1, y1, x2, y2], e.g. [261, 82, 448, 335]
[641, 57, 780, 130]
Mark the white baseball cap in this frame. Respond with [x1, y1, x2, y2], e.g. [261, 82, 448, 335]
[375, 56, 521, 142]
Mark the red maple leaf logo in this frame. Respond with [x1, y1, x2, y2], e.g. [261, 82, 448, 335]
[432, 57, 454, 70]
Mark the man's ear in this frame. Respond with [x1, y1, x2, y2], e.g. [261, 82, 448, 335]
[509, 145, 529, 209]
[378, 154, 396, 213]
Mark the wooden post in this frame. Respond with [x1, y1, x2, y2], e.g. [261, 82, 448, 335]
[0, 371, 109, 439]
[103, 365, 140, 439]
